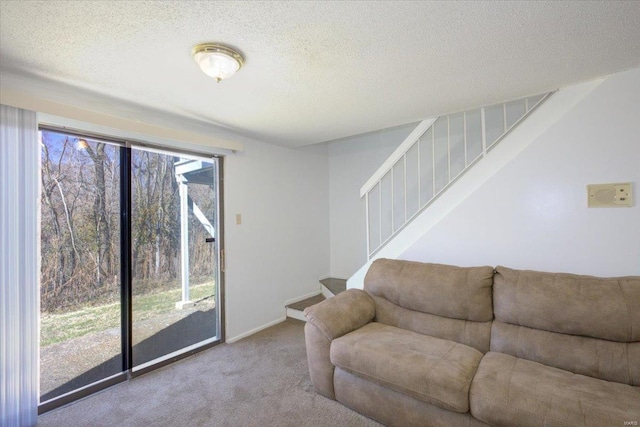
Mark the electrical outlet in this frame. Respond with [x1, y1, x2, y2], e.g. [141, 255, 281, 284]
[614, 183, 632, 206]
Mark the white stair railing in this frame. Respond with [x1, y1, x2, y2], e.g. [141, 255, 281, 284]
[361, 92, 553, 258]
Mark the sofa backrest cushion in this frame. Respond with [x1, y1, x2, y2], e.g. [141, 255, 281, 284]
[494, 266, 640, 342]
[364, 259, 494, 353]
[364, 259, 494, 322]
[492, 266, 640, 385]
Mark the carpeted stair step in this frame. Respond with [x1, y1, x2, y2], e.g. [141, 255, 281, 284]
[320, 278, 347, 297]
[285, 294, 326, 321]
[285, 278, 347, 322]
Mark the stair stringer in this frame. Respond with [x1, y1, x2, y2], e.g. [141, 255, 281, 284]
[347, 77, 604, 289]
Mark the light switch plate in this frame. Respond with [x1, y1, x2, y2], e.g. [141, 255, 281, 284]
[587, 182, 633, 207]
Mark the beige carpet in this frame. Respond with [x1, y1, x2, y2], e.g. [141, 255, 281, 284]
[38, 319, 381, 427]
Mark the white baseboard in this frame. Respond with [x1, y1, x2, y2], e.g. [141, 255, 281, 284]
[285, 307, 307, 322]
[283, 289, 321, 306]
[226, 317, 286, 343]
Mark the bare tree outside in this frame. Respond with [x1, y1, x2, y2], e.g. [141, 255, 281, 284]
[40, 132, 121, 312]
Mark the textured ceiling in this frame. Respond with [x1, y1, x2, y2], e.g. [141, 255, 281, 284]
[1, 1, 639, 147]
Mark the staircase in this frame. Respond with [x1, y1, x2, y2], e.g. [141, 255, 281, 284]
[287, 95, 557, 317]
[348, 79, 603, 289]
[285, 278, 346, 321]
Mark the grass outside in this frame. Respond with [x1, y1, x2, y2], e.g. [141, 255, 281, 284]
[41, 282, 215, 347]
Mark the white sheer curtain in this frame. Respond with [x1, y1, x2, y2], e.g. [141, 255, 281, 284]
[1, 104, 39, 427]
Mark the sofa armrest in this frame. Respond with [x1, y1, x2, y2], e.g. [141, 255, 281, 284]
[304, 289, 375, 341]
[304, 289, 375, 400]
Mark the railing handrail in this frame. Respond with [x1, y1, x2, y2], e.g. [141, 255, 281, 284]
[359, 118, 436, 198]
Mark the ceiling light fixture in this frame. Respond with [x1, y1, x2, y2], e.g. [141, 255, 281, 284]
[192, 43, 244, 83]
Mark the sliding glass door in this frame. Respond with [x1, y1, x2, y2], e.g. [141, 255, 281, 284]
[131, 148, 221, 368]
[39, 129, 223, 409]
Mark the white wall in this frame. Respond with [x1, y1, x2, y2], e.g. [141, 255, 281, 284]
[401, 68, 640, 277]
[328, 123, 416, 278]
[224, 138, 329, 341]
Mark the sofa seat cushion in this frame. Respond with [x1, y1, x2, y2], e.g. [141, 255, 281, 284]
[330, 322, 483, 413]
[470, 352, 640, 427]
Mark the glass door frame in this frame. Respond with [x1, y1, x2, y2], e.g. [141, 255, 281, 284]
[37, 126, 225, 413]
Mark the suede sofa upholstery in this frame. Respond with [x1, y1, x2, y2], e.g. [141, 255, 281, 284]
[304, 259, 640, 427]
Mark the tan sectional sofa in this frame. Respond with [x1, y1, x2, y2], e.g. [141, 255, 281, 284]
[304, 259, 640, 427]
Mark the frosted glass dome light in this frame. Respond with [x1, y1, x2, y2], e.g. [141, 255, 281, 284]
[192, 44, 244, 83]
